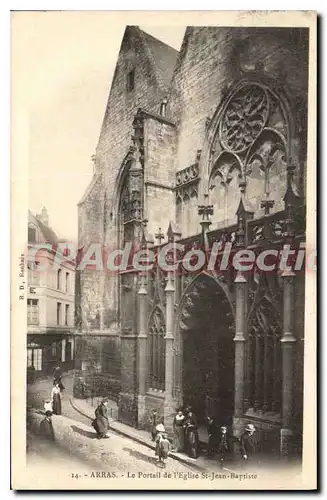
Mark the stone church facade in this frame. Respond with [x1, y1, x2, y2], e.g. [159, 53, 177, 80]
[75, 26, 309, 457]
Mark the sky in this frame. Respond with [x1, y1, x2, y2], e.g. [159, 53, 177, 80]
[15, 12, 185, 240]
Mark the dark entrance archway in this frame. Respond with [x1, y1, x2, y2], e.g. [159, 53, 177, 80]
[180, 275, 235, 427]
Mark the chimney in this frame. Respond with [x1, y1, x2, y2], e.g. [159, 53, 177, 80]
[38, 206, 49, 226]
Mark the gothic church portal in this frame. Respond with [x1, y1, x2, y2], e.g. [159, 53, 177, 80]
[76, 26, 308, 458]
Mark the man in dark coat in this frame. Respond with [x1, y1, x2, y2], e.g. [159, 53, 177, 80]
[206, 416, 218, 457]
[184, 410, 199, 458]
[217, 426, 229, 468]
[240, 424, 256, 462]
[39, 411, 55, 442]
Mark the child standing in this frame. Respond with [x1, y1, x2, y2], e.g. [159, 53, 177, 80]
[158, 432, 170, 467]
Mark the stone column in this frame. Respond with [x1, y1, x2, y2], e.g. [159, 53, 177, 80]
[233, 271, 247, 424]
[137, 273, 148, 428]
[163, 273, 175, 434]
[254, 332, 263, 410]
[280, 270, 296, 457]
[280, 167, 299, 457]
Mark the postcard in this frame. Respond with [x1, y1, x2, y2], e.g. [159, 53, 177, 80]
[11, 10, 317, 490]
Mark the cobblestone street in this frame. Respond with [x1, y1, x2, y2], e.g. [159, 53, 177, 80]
[26, 372, 198, 479]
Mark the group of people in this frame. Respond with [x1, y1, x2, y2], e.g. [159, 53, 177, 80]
[150, 407, 257, 468]
[207, 416, 257, 467]
[150, 407, 200, 465]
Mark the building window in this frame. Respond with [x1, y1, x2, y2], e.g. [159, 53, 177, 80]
[27, 299, 39, 325]
[65, 304, 70, 326]
[28, 261, 40, 286]
[27, 348, 33, 367]
[65, 272, 69, 292]
[28, 225, 36, 243]
[148, 308, 165, 391]
[57, 269, 62, 290]
[33, 348, 42, 371]
[57, 302, 62, 325]
[27, 347, 42, 371]
[51, 341, 57, 357]
[126, 69, 135, 92]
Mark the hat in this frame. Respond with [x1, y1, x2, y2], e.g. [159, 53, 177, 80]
[245, 424, 255, 432]
[156, 423, 165, 432]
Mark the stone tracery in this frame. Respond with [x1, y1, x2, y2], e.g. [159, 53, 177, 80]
[210, 82, 290, 221]
[220, 84, 269, 154]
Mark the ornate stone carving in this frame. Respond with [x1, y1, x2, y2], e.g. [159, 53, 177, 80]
[209, 82, 291, 211]
[220, 84, 269, 154]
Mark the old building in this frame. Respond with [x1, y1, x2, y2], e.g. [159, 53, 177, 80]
[76, 26, 309, 457]
[27, 207, 76, 375]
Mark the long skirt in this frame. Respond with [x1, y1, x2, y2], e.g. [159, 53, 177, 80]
[52, 393, 62, 415]
[94, 416, 109, 437]
[173, 426, 184, 452]
[185, 429, 199, 458]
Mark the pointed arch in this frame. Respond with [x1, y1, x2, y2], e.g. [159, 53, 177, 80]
[209, 151, 243, 227]
[246, 295, 282, 414]
[148, 305, 166, 391]
[200, 79, 294, 217]
[172, 271, 235, 407]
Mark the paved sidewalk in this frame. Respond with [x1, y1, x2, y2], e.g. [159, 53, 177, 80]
[71, 396, 246, 473]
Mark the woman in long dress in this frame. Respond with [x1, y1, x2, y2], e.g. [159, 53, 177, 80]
[92, 398, 110, 439]
[51, 383, 62, 415]
[184, 410, 199, 458]
[173, 409, 185, 452]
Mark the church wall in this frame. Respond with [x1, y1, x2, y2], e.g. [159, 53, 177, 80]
[168, 27, 308, 237]
[78, 27, 169, 334]
[76, 174, 104, 332]
[98, 27, 167, 210]
[144, 116, 177, 238]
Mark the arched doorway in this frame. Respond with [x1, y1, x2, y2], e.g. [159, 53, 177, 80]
[178, 274, 235, 427]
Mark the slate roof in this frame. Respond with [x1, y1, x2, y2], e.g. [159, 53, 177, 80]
[28, 209, 67, 245]
[35, 218, 60, 245]
[138, 29, 179, 90]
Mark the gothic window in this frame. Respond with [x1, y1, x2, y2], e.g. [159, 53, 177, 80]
[148, 308, 165, 391]
[210, 82, 288, 219]
[120, 181, 130, 226]
[246, 298, 282, 413]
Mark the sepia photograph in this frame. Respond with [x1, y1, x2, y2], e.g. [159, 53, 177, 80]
[11, 10, 317, 490]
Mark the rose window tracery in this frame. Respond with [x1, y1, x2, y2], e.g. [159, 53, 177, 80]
[220, 84, 269, 153]
[209, 82, 290, 220]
